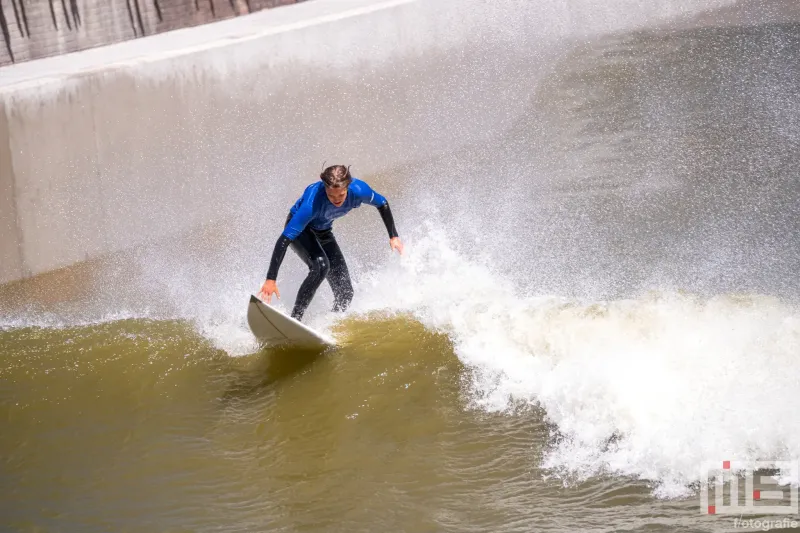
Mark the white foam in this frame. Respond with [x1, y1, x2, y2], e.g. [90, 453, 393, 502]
[348, 226, 800, 497]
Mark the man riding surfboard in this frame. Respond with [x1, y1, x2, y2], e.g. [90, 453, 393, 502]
[258, 164, 403, 321]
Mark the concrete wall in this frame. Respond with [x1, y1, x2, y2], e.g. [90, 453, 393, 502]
[0, 0, 304, 66]
[0, 98, 23, 282]
[0, 0, 742, 285]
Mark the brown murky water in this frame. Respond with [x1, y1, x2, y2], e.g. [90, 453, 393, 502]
[2, 15, 800, 533]
[3, 316, 711, 532]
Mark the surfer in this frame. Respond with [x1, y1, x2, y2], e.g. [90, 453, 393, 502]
[257, 165, 403, 321]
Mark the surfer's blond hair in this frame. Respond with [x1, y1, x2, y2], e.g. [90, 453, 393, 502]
[320, 164, 352, 188]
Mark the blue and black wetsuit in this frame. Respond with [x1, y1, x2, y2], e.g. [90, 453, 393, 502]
[266, 178, 399, 321]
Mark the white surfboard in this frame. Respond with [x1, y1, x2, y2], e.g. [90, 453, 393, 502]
[247, 294, 335, 347]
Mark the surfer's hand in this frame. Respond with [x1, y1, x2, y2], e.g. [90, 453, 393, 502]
[258, 279, 280, 303]
[390, 237, 404, 255]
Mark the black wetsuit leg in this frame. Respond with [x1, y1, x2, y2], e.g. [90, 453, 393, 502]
[289, 227, 329, 321]
[288, 226, 354, 321]
[316, 229, 354, 312]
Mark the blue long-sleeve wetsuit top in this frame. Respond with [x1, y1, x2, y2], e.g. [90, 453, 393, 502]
[282, 178, 388, 240]
[266, 178, 399, 280]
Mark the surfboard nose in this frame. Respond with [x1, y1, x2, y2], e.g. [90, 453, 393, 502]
[247, 294, 335, 347]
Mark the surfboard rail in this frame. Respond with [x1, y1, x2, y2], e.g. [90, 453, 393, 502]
[247, 294, 335, 347]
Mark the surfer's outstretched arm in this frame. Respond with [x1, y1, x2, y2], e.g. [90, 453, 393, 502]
[266, 235, 292, 279]
[258, 202, 313, 303]
[377, 202, 399, 239]
[258, 235, 289, 303]
[352, 182, 404, 254]
[377, 202, 403, 254]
